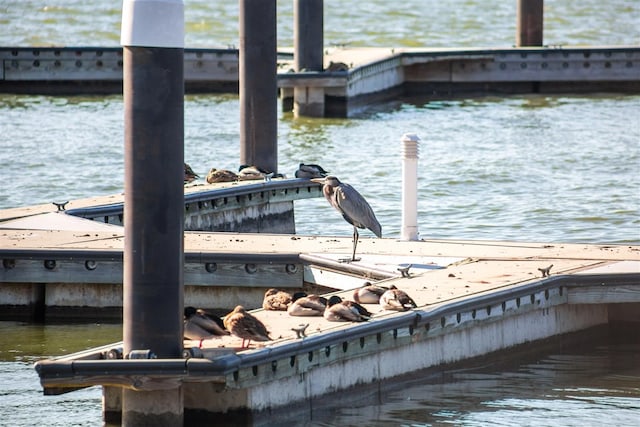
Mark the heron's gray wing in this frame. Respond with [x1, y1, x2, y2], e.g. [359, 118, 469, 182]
[334, 183, 382, 237]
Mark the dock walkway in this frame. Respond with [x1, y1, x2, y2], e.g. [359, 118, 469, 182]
[30, 230, 639, 421]
[2, 181, 637, 422]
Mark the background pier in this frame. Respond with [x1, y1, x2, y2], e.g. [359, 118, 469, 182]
[1, 45, 638, 117]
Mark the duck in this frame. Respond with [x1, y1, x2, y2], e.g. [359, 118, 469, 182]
[184, 162, 199, 183]
[223, 305, 272, 348]
[206, 167, 238, 183]
[238, 164, 286, 181]
[353, 282, 389, 304]
[237, 164, 269, 181]
[323, 295, 371, 322]
[262, 288, 293, 311]
[183, 306, 229, 340]
[379, 285, 417, 311]
[287, 292, 328, 317]
[294, 163, 329, 179]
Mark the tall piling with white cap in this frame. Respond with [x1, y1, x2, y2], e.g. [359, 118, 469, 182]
[120, 0, 184, 425]
[401, 133, 421, 241]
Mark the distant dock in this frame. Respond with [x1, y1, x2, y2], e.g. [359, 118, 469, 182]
[1, 45, 638, 117]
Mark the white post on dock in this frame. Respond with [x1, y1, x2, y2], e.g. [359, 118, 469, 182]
[401, 133, 421, 241]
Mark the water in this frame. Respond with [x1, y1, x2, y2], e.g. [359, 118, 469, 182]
[0, 0, 639, 425]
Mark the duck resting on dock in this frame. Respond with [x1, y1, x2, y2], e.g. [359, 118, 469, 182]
[262, 288, 293, 311]
[237, 164, 268, 181]
[311, 175, 382, 262]
[238, 164, 286, 181]
[206, 167, 238, 183]
[184, 162, 199, 184]
[223, 305, 272, 348]
[183, 306, 229, 341]
[287, 292, 328, 316]
[323, 295, 372, 322]
[353, 282, 389, 304]
[379, 285, 418, 311]
[294, 163, 329, 179]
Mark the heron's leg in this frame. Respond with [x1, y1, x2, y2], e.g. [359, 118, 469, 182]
[351, 227, 360, 261]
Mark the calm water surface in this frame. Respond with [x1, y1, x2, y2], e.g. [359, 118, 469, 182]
[0, 1, 639, 425]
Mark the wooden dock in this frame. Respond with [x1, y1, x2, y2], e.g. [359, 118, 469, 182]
[1, 180, 637, 423]
[31, 231, 639, 423]
[2, 45, 638, 117]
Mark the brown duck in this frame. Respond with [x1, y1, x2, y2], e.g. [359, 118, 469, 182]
[287, 292, 328, 317]
[184, 162, 199, 183]
[223, 305, 272, 348]
[323, 295, 371, 322]
[379, 285, 417, 311]
[206, 168, 238, 183]
[353, 282, 389, 304]
[183, 306, 229, 341]
[262, 288, 293, 311]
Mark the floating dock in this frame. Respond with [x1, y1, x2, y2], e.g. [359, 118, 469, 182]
[1, 45, 639, 117]
[0, 179, 638, 423]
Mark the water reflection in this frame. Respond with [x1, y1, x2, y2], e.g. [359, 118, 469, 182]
[304, 326, 640, 426]
[0, 321, 121, 363]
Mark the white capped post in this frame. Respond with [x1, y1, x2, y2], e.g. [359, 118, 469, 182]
[401, 133, 421, 241]
[119, 1, 185, 425]
[121, 0, 185, 48]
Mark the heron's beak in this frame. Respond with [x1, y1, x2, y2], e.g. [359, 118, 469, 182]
[310, 178, 326, 184]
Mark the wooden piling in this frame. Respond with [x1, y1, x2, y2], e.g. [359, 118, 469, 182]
[294, 0, 324, 73]
[239, 0, 278, 174]
[121, 0, 185, 424]
[293, 0, 325, 117]
[517, 0, 544, 46]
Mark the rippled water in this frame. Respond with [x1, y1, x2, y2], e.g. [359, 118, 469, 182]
[2, 93, 639, 244]
[1, 322, 638, 427]
[310, 328, 640, 427]
[1, 0, 639, 425]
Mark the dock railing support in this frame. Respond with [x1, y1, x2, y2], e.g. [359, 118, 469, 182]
[293, 0, 325, 118]
[121, 0, 185, 425]
[401, 133, 420, 241]
[516, 0, 544, 47]
[239, 0, 278, 174]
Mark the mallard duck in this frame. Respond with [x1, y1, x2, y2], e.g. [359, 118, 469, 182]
[353, 282, 388, 304]
[323, 295, 371, 322]
[294, 163, 329, 179]
[223, 305, 272, 348]
[379, 285, 417, 311]
[184, 162, 199, 183]
[238, 164, 285, 181]
[262, 288, 293, 311]
[183, 306, 229, 340]
[287, 292, 327, 317]
[237, 164, 268, 181]
[206, 168, 238, 183]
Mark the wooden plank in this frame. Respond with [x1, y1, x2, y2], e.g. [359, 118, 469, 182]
[567, 285, 640, 304]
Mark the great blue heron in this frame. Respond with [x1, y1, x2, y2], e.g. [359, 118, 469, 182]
[312, 175, 382, 262]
